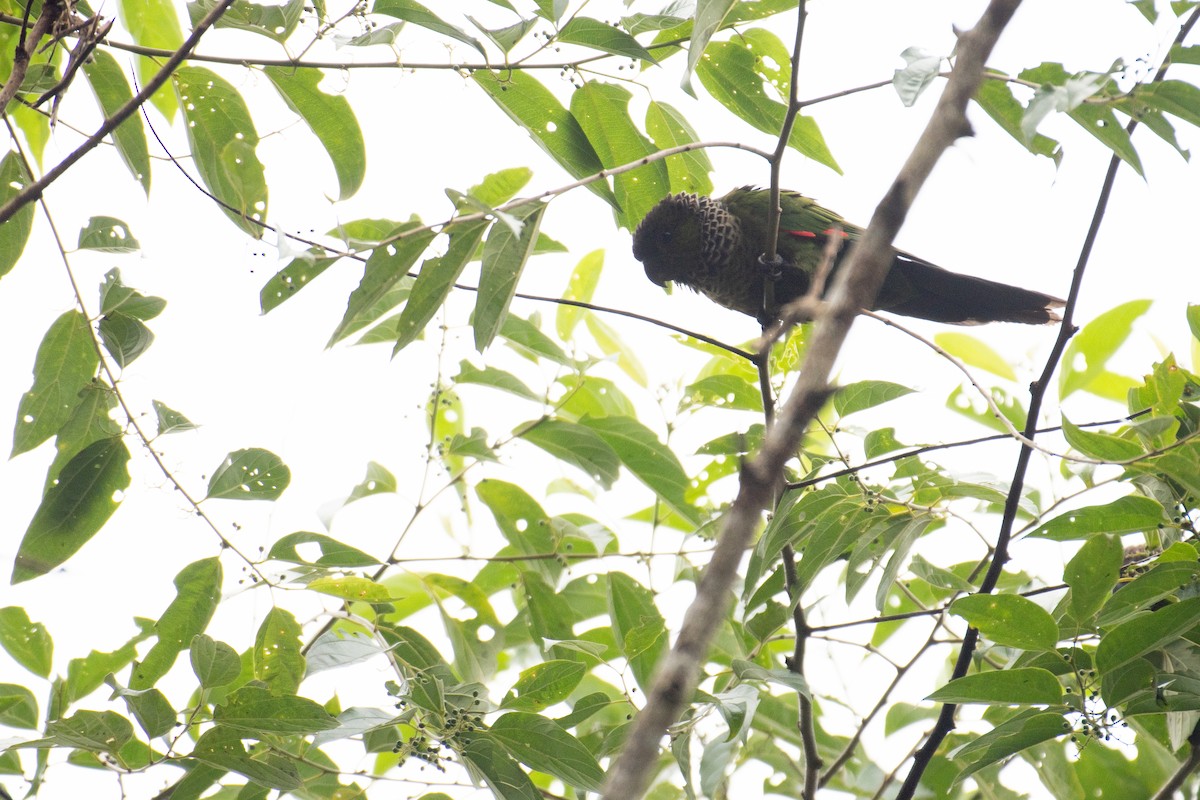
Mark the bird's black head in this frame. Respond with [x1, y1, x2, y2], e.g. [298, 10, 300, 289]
[632, 193, 703, 286]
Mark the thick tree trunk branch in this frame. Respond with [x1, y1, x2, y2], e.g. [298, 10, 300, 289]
[600, 2, 1024, 797]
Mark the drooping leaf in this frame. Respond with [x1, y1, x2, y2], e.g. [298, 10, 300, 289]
[206, 448, 291, 501]
[0, 152, 35, 277]
[393, 218, 490, 352]
[518, 418, 621, 489]
[329, 223, 434, 345]
[263, 66, 366, 200]
[934, 332, 1017, 381]
[645, 100, 714, 195]
[191, 634, 242, 689]
[580, 415, 699, 524]
[133, 557, 223, 689]
[833, 380, 914, 417]
[11, 311, 99, 457]
[488, 711, 604, 792]
[0, 607, 53, 678]
[12, 437, 130, 583]
[608, 572, 667, 693]
[117, 0, 183, 118]
[474, 202, 545, 351]
[268, 531, 380, 567]
[152, 400, 197, 435]
[252, 608, 305, 694]
[558, 17, 658, 64]
[1059, 300, 1150, 400]
[372, 0, 485, 56]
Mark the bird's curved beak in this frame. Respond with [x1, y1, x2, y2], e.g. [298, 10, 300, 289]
[643, 262, 670, 287]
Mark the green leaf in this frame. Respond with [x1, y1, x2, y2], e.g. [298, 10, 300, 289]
[100, 269, 165, 320]
[519, 418, 621, 489]
[556, 249, 604, 339]
[929, 668, 1063, 705]
[1096, 597, 1200, 674]
[192, 726, 302, 790]
[117, 0, 183, 118]
[1030, 495, 1164, 541]
[268, 531, 380, 567]
[952, 711, 1066, 783]
[393, 219, 490, 352]
[188, 0, 304, 43]
[260, 251, 340, 313]
[463, 167, 532, 207]
[474, 202, 545, 351]
[455, 361, 539, 401]
[893, 46, 942, 106]
[608, 572, 667, 693]
[645, 100, 714, 196]
[77, 50, 148, 191]
[346, 461, 397, 503]
[460, 738, 541, 800]
[0, 607, 53, 677]
[1069, 101, 1143, 176]
[78, 217, 140, 255]
[945, 384, 1027, 433]
[205, 448, 291, 501]
[99, 312, 154, 368]
[500, 314, 572, 366]
[488, 712, 605, 792]
[12, 437, 130, 583]
[683, 0, 736, 93]
[934, 332, 1017, 381]
[309, 575, 392, 602]
[331, 224, 433, 346]
[1059, 299, 1151, 400]
[253, 608, 305, 694]
[305, 630, 384, 676]
[975, 76, 1061, 163]
[1099, 561, 1200, 628]
[472, 69, 618, 210]
[152, 400, 197, 435]
[470, 16, 537, 54]
[263, 66, 366, 200]
[833, 380, 914, 416]
[580, 415, 699, 524]
[372, 0, 485, 56]
[1138, 79, 1200, 129]
[11, 310, 99, 457]
[500, 661, 586, 712]
[1065, 534, 1122, 621]
[1060, 416, 1144, 462]
[0, 151, 35, 277]
[175, 67, 268, 237]
[134, 557, 223, 689]
[558, 17, 657, 63]
[107, 677, 176, 738]
[532, 0, 567, 22]
[680, 374, 763, 412]
[191, 634, 242, 688]
[697, 36, 840, 172]
[949, 594, 1059, 651]
[585, 314, 648, 387]
[0, 683, 38, 729]
[45, 710, 133, 753]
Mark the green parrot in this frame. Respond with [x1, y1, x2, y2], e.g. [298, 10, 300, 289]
[632, 187, 1064, 325]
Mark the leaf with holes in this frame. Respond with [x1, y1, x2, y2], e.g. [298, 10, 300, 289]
[206, 448, 291, 501]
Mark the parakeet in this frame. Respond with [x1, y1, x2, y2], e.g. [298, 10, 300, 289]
[632, 187, 1064, 325]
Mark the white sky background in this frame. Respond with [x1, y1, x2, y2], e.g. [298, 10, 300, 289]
[1, 0, 1199, 797]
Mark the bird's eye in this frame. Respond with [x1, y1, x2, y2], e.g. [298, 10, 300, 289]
[658, 229, 673, 245]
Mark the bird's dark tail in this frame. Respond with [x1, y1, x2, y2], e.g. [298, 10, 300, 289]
[878, 253, 1064, 325]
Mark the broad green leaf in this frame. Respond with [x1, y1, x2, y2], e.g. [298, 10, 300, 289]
[488, 711, 604, 792]
[645, 100, 714, 195]
[460, 738, 541, 800]
[44, 383, 119, 492]
[455, 361, 540, 401]
[191, 634, 242, 689]
[0, 152, 35, 277]
[107, 677, 175, 738]
[519, 418, 621, 489]
[929, 668, 1063, 705]
[305, 630, 385, 676]
[697, 36, 840, 172]
[975, 76, 1062, 163]
[585, 314, 648, 387]
[78, 217, 138, 255]
[263, 66, 366, 200]
[100, 269, 165, 320]
[309, 575, 392, 602]
[205, 448, 291, 501]
[472, 69, 618, 209]
[945, 384, 1027, 433]
[733, 659, 810, 694]
[556, 249, 604, 339]
[475, 202, 545, 351]
[152, 400, 197, 435]
[608, 572, 667, 693]
[268, 531, 380, 567]
[1070, 102, 1143, 176]
[683, 0, 736, 93]
[393, 218, 489, 352]
[1138, 79, 1200, 129]
[952, 711, 1066, 783]
[833, 380, 914, 416]
[580, 415, 699, 524]
[1059, 299, 1151, 400]
[934, 332, 1017, 381]
[557, 374, 637, 420]
[949, 594, 1059, 651]
[175, 67, 267, 236]
[45, 710, 133, 753]
[501, 314, 572, 366]
[463, 167, 532, 208]
[117, 0, 183, 118]
[346, 461, 397, 503]
[558, 17, 658, 63]
[188, 0, 304, 43]
[1060, 416, 1144, 462]
[0, 607, 53, 677]
[260, 251, 339, 313]
[65, 622, 154, 704]
[0, 683, 38, 729]
[12, 437, 130, 583]
[470, 15, 537, 54]
[253, 608, 305, 694]
[680, 374, 763, 412]
[500, 661, 586, 712]
[79, 51, 152, 190]
[134, 557, 223, 689]
[12, 310, 99, 457]
[1144, 440, 1200, 499]
[532, 0, 567, 22]
[372, 0, 486, 56]
[522, 573, 575, 642]
[331, 223, 433, 345]
[1065, 534, 1122, 621]
[1096, 596, 1200, 674]
[1030, 495, 1164, 541]
[1098, 561, 1200, 628]
[192, 726, 302, 790]
[99, 312, 154, 368]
